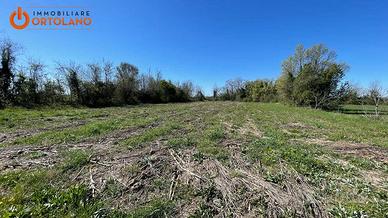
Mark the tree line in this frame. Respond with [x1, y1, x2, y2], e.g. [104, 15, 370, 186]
[0, 39, 205, 108]
[0, 38, 386, 110]
[213, 44, 387, 110]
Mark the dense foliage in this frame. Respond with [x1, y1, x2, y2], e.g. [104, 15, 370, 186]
[277, 44, 349, 109]
[214, 44, 386, 109]
[0, 40, 199, 108]
[0, 39, 386, 109]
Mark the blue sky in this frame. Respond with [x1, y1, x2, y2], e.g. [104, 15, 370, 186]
[1, 0, 387, 95]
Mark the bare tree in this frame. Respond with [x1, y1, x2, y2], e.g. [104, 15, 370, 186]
[27, 59, 45, 90]
[139, 73, 151, 92]
[115, 62, 139, 104]
[213, 84, 219, 101]
[102, 60, 114, 83]
[367, 81, 386, 117]
[224, 78, 245, 100]
[194, 85, 205, 101]
[56, 62, 83, 103]
[181, 81, 194, 98]
[87, 63, 102, 84]
[225, 78, 244, 94]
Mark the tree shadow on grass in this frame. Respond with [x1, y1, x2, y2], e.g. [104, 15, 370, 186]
[338, 108, 388, 115]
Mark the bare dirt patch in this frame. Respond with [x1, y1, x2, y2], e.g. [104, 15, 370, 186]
[281, 122, 315, 136]
[362, 170, 387, 188]
[284, 122, 314, 129]
[223, 119, 264, 138]
[306, 138, 388, 163]
[240, 119, 263, 138]
[331, 142, 388, 163]
[0, 120, 87, 144]
[0, 145, 59, 171]
[0, 122, 160, 172]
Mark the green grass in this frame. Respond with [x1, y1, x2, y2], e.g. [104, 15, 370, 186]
[0, 170, 102, 217]
[61, 149, 91, 172]
[0, 102, 387, 217]
[122, 121, 181, 148]
[341, 104, 388, 116]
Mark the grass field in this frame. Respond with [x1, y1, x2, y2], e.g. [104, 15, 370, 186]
[0, 102, 387, 217]
[341, 104, 388, 116]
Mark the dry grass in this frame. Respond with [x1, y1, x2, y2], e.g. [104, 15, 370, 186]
[0, 102, 387, 217]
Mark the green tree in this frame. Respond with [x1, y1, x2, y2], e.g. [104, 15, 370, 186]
[276, 71, 294, 102]
[13, 72, 40, 108]
[246, 80, 277, 102]
[41, 79, 65, 105]
[160, 80, 177, 102]
[279, 44, 348, 109]
[0, 40, 18, 107]
[114, 62, 139, 104]
[57, 63, 83, 105]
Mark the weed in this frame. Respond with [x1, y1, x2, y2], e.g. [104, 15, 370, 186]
[61, 149, 90, 172]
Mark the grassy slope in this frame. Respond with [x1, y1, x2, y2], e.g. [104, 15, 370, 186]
[0, 102, 387, 217]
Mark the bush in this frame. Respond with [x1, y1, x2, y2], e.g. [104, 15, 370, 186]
[277, 44, 348, 109]
[246, 80, 277, 102]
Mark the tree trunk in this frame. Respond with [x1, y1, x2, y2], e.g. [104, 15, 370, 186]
[374, 97, 380, 117]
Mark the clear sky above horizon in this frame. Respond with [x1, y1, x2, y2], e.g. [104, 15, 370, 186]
[1, 0, 387, 95]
